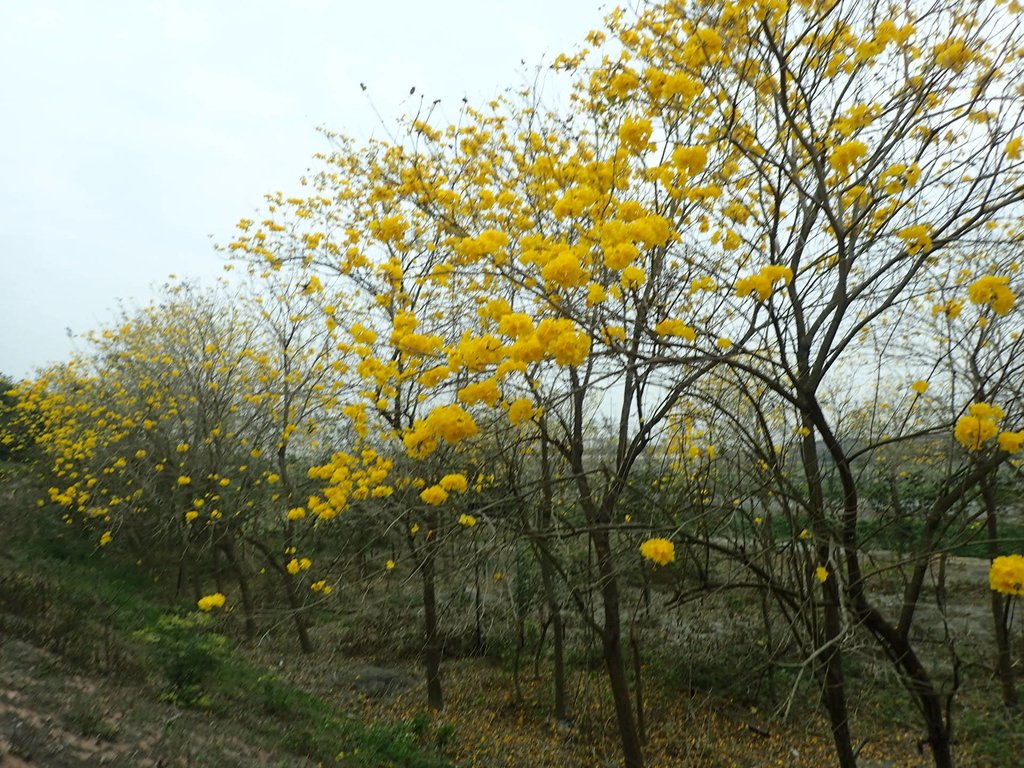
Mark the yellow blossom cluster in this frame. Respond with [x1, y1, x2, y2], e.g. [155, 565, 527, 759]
[286, 557, 312, 575]
[989, 555, 1024, 595]
[197, 593, 226, 612]
[954, 403, 1004, 451]
[967, 275, 1016, 315]
[998, 431, 1024, 453]
[307, 449, 394, 518]
[654, 319, 697, 340]
[829, 140, 868, 175]
[403, 404, 479, 459]
[640, 537, 675, 565]
[897, 224, 932, 255]
[420, 472, 469, 505]
[735, 265, 794, 301]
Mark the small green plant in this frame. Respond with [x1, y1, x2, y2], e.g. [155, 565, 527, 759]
[433, 723, 456, 749]
[135, 612, 230, 707]
[406, 711, 431, 736]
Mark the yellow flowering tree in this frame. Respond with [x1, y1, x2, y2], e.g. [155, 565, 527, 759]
[227, 0, 1024, 764]
[12, 280, 370, 651]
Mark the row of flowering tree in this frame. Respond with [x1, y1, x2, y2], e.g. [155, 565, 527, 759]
[8, 0, 1024, 766]
[250, 1, 1024, 766]
[10, 278, 396, 651]
[226, 1, 1024, 766]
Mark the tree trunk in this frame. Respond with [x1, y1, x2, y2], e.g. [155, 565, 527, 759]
[821, 577, 856, 768]
[535, 439, 568, 720]
[282, 569, 314, 653]
[630, 628, 646, 745]
[991, 592, 1018, 709]
[534, 540, 568, 720]
[594, 529, 643, 768]
[421, 528, 444, 710]
[862, 609, 954, 768]
[984, 480, 1018, 708]
[799, 423, 857, 768]
[220, 537, 257, 641]
[248, 538, 313, 653]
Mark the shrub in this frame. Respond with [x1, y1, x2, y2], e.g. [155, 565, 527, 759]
[135, 612, 230, 707]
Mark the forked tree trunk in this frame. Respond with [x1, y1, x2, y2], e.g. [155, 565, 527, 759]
[861, 608, 954, 768]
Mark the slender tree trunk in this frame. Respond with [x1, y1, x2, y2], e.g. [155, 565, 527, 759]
[862, 609, 954, 768]
[220, 537, 257, 641]
[421, 526, 443, 710]
[630, 628, 646, 745]
[594, 528, 643, 768]
[983, 479, 1018, 708]
[249, 538, 313, 653]
[213, 543, 226, 595]
[539, 558, 568, 720]
[473, 539, 484, 655]
[281, 569, 314, 653]
[820, 608, 857, 768]
[798, 421, 857, 768]
[535, 440, 568, 719]
[992, 592, 1018, 709]
[175, 557, 188, 600]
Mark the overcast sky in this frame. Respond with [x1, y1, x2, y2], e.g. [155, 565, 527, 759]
[0, 1, 606, 379]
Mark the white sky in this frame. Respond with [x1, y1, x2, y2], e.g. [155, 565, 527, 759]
[0, 0, 606, 379]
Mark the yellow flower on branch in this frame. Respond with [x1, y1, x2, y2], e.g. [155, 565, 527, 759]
[955, 403, 1004, 451]
[654, 319, 697, 340]
[989, 555, 1024, 595]
[829, 140, 868, 175]
[997, 430, 1024, 453]
[968, 275, 1015, 315]
[640, 537, 675, 566]
[932, 299, 963, 319]
[197, 593, 226, 611]
[897, 224, 932, 255]
[736, 265, 793, 301]
[619, 116, 653, 151]
[439, 473, 468, 493]
[420, 485, 449, 505]
[507, 398, 535, 426]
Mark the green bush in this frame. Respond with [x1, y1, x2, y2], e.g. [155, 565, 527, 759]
[135, 612, 230, 707]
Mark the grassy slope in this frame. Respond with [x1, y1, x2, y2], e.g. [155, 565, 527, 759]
[0, 461, 451, 768]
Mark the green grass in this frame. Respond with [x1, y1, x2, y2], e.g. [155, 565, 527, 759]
[212, 660, 451, 767]
[0, 474, 453, 768]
